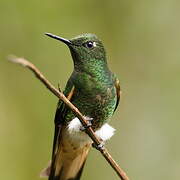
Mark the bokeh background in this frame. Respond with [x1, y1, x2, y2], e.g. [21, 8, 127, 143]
[0, 0, 180, 179]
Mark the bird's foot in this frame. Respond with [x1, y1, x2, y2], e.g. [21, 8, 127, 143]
[92, 142, 105, 151]
[80, 116, 93, 131]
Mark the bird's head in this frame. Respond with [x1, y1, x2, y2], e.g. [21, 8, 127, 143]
[45, 33, 107, 71]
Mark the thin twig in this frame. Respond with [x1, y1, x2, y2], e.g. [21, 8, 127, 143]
[8, 55, 129, 180]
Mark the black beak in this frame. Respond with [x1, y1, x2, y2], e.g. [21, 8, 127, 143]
[45, 32, 72, 45]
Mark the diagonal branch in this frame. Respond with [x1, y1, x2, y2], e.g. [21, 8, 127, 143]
[8, 55, 129, 180]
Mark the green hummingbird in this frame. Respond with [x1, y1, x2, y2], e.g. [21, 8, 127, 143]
[40, 33, 121, 180]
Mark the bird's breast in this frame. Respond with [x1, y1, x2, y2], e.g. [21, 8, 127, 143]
[69, 72, 117, 128]
[72, 85, 116, 129]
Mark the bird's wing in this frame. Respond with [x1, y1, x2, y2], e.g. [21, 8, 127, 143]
[52, 84, 75, 157]
[40, 82, 75, 179]
[49, 79, 75, 175]
[113, 75, 121, 112]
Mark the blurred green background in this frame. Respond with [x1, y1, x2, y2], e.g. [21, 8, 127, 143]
[0, 0, 180, 179]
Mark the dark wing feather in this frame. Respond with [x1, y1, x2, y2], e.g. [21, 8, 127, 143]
[114, 76, 121, 112]
[49, 82, 75, 179]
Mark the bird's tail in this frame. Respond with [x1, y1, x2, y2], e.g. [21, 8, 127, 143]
[40, 142, 91, 180]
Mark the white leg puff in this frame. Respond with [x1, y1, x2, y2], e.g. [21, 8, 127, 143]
[68, 117, 82, 133]
[95, 123, 115, 141]
[68, 117, 115, 142]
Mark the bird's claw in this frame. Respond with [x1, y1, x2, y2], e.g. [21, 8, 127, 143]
[92, 142, 105, 151]
[80, 116, 93, 131]
[80, 121, 92, 131]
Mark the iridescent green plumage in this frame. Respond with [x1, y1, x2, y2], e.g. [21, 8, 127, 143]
[56, 34, 119, 128]
[44, 33, 120, 180]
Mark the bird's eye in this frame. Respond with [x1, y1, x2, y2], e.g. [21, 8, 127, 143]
[83, 41, 96, 48]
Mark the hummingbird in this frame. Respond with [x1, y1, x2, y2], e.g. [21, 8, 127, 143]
[40, 33, 121, 180]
